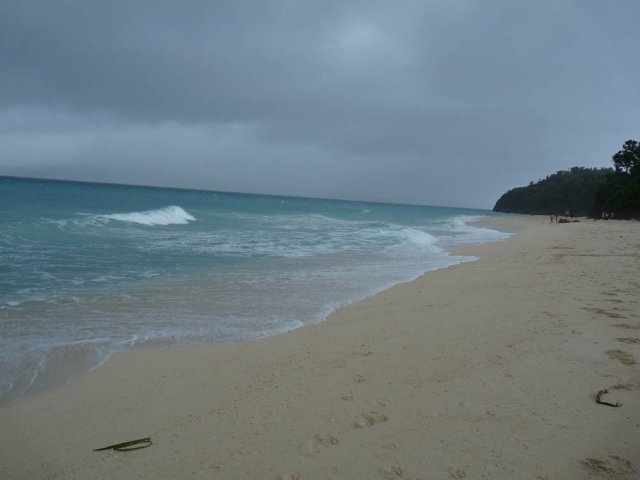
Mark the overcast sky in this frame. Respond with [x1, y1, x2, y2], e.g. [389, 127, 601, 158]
[1, 1, 638, 208]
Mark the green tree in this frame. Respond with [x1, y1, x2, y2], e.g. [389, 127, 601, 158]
[593, 138, 640, 219]
[612, 139, 640, 175]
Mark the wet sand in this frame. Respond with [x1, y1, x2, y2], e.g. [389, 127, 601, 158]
[1, 215, 639, 479]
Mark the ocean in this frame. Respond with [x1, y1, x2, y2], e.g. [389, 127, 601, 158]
[0, 176, 510, 402]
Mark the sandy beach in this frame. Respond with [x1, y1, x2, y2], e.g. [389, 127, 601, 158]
[1, 215, 638, 479]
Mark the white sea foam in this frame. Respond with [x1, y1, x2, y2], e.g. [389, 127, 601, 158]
[99, 206, 195, 226]
[394, 227, 440, 248]
[444, 215, 512, 244]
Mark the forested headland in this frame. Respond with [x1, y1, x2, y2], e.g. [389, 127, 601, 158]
[493, 139, 640, 219]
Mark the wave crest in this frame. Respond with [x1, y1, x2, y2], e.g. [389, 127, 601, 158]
[100, 206, 195, 226]
[395, 227, 440, 249]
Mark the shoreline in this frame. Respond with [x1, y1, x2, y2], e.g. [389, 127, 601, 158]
[1, 215, 638, 478]
[0, 213, 509, 405]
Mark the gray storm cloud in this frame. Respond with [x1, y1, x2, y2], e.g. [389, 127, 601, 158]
[1, 0, 639, 207]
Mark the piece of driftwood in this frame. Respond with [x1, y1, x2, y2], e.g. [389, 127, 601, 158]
[595, 389, 622, 407]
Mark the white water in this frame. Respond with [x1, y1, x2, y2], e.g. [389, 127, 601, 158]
[98, 206, 196, 225]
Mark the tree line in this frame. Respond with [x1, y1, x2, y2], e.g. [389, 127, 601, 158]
[493, 139, 640, 219]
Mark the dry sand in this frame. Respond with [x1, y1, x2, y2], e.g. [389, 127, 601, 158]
[1, 215, 639, 479]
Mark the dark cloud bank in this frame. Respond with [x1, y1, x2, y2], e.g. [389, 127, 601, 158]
[1, 1, 639, 208]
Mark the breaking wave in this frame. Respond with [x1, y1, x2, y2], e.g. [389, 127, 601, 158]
[99, 206, 195, 226]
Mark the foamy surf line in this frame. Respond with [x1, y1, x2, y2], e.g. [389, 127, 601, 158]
[314, 216, 513, 320]
[97, 205, 195, 225]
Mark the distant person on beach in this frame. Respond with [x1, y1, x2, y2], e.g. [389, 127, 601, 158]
[550, 215, 554, 223]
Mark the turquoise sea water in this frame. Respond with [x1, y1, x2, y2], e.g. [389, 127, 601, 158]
[0, 176, 510, 401]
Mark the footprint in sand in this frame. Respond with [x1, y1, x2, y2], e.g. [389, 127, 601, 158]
[616, 337, 640, 344]
[606, 350, 637, 365]
[355, 350, 374, 357]
[304, 434, 339, 456]
[448, 468, 467, 479]
[353, 374, 367, 384]
[354, 411, 388, 428]
[583, 454, 636, 478]
[379, 464, 404, 479]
